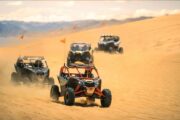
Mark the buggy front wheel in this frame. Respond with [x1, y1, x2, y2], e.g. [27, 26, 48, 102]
[101, 89, 112, 107]
[23, 77, 31, 85]
[118, 47, 123, 54]
[64, 87, 75, 105]
[48, 77, 54, 85]
[109, 47, 113, 53]
[50, 85, 60, 101]
[11, 72, 20, 85]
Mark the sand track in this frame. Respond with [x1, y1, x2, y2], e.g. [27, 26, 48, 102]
[0, 14, 180, 120]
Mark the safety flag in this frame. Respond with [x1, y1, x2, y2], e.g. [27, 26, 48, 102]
[100, 21, 106, 27]
[72, 25, 78, 30]
[19, 35, 24, 40]
[60, 38, 66, 44]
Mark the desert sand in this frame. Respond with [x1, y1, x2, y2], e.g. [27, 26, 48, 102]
[0, 14, 180, 120]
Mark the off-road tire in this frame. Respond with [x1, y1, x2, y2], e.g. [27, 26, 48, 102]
[48, 77, 55, 85]
[50, 85, 60, 101]
[118, 47, 123, 54]
[64, 87, 75, 105]
[109, 47, 113, 53]
[23, 77, 31, 85]
[101, 89, 112, 107]
[11, 72, 20, 85]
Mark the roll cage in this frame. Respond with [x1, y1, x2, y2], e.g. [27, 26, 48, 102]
[70, 43, 91, 51]
[59, 64, 99, 80]
[17, 56, 48, 68]
[100, 35, 119, 42]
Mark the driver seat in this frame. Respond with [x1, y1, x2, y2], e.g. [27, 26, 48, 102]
[34, 60, 43, 68]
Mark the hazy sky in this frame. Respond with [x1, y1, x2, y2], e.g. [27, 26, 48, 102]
[0, 0, 180, 22]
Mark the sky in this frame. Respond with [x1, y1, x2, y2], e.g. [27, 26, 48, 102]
[0, 0, 180, 22]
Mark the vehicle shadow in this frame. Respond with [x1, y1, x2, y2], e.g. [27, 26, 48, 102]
[52, 100, 100, 107]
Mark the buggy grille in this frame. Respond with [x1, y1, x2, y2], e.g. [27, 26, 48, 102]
[84, 81, 95, 87]
[37, 72, 44, 75]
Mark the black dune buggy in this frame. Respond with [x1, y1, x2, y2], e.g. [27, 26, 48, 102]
[50, 64, 112, 107]
[95, 35, 123, 53]
[67, 43, 93, 66]
[11, 56, 54, 85]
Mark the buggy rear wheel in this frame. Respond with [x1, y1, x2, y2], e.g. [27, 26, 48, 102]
[48, 77, 54, 85]
[50, 85, 60, 101]
[11, 72, 20, 85]
[109, 47, 113, 53]
[64, 87, 75, 105]
[23, 77, 31, 85]
[118, 47, 123, 54]
[101, 89, 112, 107]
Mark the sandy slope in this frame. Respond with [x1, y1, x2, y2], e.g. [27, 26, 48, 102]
[0, 14, 180, 120]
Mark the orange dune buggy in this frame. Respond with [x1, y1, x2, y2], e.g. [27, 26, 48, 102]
[50, 63, 112, 107]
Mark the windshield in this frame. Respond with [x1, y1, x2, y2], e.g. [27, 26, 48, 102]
[23, 59, 48, 68]
[71, 44, 89, 51]
[63, 67, 99, 79]
[101, 36, 113, 42]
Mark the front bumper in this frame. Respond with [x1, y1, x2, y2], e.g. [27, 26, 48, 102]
[74, 80, 103, 98]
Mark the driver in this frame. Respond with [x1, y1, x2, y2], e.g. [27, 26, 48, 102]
[74, 45, 80, 51]
[83, 69, 94, 78]
[16, 57, 24, 68]
[34, 60, 43, 68]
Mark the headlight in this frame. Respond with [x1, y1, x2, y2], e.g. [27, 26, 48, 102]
[76, 51, 83, 54]
[79, 81, 84, 86]
[114, 41, 120, 46]
[94, 80, 99, 87]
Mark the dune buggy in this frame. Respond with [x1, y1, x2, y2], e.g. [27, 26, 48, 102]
[67, 43, 93, 66]
[11, 56, 54, 85]
[50, 64, 112, 107]
[95, 35, 123, 53]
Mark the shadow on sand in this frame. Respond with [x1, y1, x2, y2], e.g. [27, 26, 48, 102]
[52, 100, 100, 107]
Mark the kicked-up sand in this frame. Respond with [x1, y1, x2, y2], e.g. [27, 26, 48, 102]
[0, 14, 180, 120]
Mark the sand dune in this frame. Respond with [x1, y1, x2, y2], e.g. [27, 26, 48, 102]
[0, 14, 180, 120]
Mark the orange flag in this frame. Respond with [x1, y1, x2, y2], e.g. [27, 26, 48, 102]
[19, 35, 24, 40]
[60, 38, 66, 44]
[100, 21, 106, 27]
[72, 24, 78, 30]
